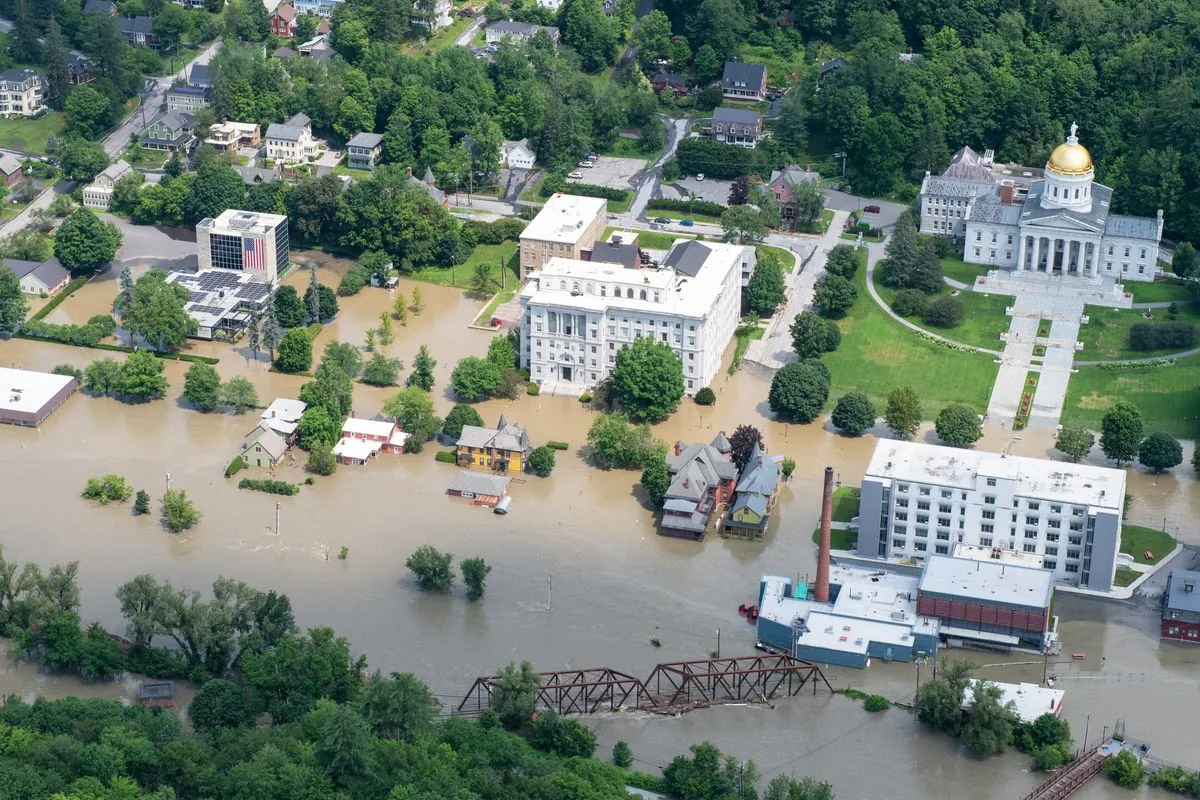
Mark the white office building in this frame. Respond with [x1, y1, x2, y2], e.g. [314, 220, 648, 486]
[518, 238, 751, 396]
[197, 209, 289, 283]
[857, 439, 1126, 591]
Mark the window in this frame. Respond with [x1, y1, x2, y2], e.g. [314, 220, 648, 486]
[895, 512, 908, 522]
[981, 523, 993, 533]
[980, 537, 993, 547]
[1007, 234, 1013, 244]
[937, 531, 950, 541]
[939, 503, 951, 513]
[986, 478, 996, 487]
[917, 501, 930, 511]
[1124, 246, 1130, 257]
[919, 487, 930, 496]
[1050, 504, 1062, 513]
[896, 499, 908, 508]
[935, 545, 949, 554]
[974, 247, 980, 257]
[982, 510, 995, 520]
[915, 528, 928, 538]
[1046, 532, 1059, 542]
[892, 538, 906, 549]
[1026, 515, 1038, 526]
[1068, 549, 1081, 560]
[897, 483, 909, 492]
[1044, 560, 1057, 570]
[1069, 521, 1083, 532]
[1045, 546, 1058, 556]
[1028, 501, 1040, 511]
[1065, 563, 1079, 573]
[1025, 530, 1038, 540]
[940, 489, 952, 498]
[914, 542, 928, 552]
[984, 495, 995, 505]
[894, 525, 907, 535]
[938, 516, 951, 528]
[976, 231, 981, 241]
[1024, 543, 1037, 553]
[991, 232, 997, 243]
[916, 514, 929, 524]
[1108, 245, 1113, 255]
[1141, 248, 1147, 259]
[1048, 519, 1060, 529]
[1069, 536, 1082, 546]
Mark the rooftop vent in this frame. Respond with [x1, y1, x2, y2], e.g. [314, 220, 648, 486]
[1185, 581, 1195, 593]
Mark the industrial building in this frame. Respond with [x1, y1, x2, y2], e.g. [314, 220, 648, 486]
[857, 439, 1126, 591]
[197, 209, 289, 282]
[1162, 569, 1200, 644]
[917, 553, 1055, 651]
[0, 367, 78, 427]
[165, 268, 275, 340]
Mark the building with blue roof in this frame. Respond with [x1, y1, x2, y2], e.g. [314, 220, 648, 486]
[724, 441, 782, 537]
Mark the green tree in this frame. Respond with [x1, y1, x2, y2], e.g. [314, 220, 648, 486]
[611, 336, 685, 422]
[613, 740, 634, 768]
[1139, 431, 1183, 472]
[378, 312, 394, 346]
[356, 671, 437, 742]
[640, 457, 669, 509]
[587, 412, 663, 469]
[304, 283, 339, 323]
[393, 292, 409, 325]
[491, 660, 540, 730]
[745, 257, 786, 316]
[122, 269, 197, 351]
[65, 85, 111, 138]
[190, 679, 255, 733]
[692, 43, 722, 81]
[460, 557, 492, 601]
[307, 443, 337, 475]
[1100, 401, 1144, 464]
[317, 704, 375, 788]
[220, 377, 259, 414]
[487, 335, 518, 370]
[831, 392, 877, 436]
[721, 204, 768, 244]
[885, 386, 922, 439]
[83, 358, 123, 396]
[790, 311, 840, 359]
[133, 490, 151, 515]
[382, 388, 442, 450]
[768, 360, 830, 423]
[451, 356, 503, 401]
[664, 741, 758, 800]
[81, 474, 133, 504]
[560, 0, 619, 72]
[814, 274, 857, 318]
[161, 489, 201, 532]
[962, 681, 1019, 755]
[275, 328, 314, 373]
[183, 164, 246, 226]
[1171, 242, 1198, 278]
[527, 445, 556, 476]
[183, 363, 222, 411]
[915, 658, 975, 736]
[632, 9, 673, 62]
[726, 425, 763, 472]
[117, 351, 168, 401]
[361, 353, 404, 387]
[274, 285, 308, 329]
[878, 218, 942, 293]
[935, 404, 982, 447]
[0, 264, 28, 332]
[41, 19, 71, 112]
[825, 245, 859, 279]
[298, 406, 341, 450]
[443, 404, 486, 440]
[411, 287, 424, 313]
[1055, 423, 1095, 462]
[924, 296, 965, 327]
[406, 545, 454, 591]
[1103, 749, 1146, 789]
[53, 208, 122, 273]
[59, 137, 110, 182]
[407, 345, 437, 390]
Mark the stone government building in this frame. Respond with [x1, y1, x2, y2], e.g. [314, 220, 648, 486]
[920, 123, 1163, 282]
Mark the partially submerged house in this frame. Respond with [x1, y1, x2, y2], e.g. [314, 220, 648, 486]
[447, 470, 511, 506]
[456, 414, 532, 473]
[241, 425, 289, 468]
[260, 398, 305, 441]
[660, 435, 738, 539]
[724, 442, 783, 537]
[333, 414, 408, 465]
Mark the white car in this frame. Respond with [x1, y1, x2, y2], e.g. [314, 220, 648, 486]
[568, 171, 584, 179]
[578, 161, 594, 168]
[696, 173, 705, 181]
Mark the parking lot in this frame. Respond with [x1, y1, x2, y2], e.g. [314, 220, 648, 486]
[567, 156, 648, 190]
[664, 175, 734, 205]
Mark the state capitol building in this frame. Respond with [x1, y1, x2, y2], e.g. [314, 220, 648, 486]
[919, 124, 1163, 282]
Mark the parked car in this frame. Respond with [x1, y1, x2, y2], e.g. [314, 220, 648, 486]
[568, 171, 584, 179]
[680, 218, 695, 227]
[696, 173, 705, 181]
[578, 161, 593, 168]
[863, 204, 881, 213]
[654, 216, 671, 224]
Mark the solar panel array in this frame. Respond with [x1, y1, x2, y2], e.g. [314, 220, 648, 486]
[188, 291, 206, 302]
[189, 304, 227, 316]
[237, 282, 271, 300]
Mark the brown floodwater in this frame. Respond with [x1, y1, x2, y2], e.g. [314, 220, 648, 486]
[3, 256, 1198, 797]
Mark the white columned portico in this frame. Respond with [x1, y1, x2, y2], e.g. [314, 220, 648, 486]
[1016, 234, 1027, 272]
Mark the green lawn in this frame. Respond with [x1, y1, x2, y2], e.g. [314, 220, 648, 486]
[797, 208, 835, 235]
[831, 486, 860, 523]
[759, 245, 796, 273]
[729, 324, 764, 374]
[741, 43, 805, 86]
[333, 161, 376, 180]
[1062, 357, 1200, 438]
[824, 257, 999, 418]
[0, 112, 66, 155]
[408, 242, 518, 289]
[873, 271, 1012, 351]
[841, 232, 883, 243]
[940, 257, 991, 288]
[1078, 304, 1200, 361]
[1120, 525, 1176, 564]
[471, 287, 517, 327]
[651, 208, 723, 225]
[811, 527, 858, 550]
[123, 147, 168, 169]
[1113, 567, 1139, 588]
[601, 137, 660, 162]
[1125, 279, 1192, 304]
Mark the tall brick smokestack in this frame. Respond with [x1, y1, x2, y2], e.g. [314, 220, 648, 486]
[815, 466, 834, 603]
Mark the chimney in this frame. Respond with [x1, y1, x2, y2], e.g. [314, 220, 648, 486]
[815, 466, 834, 603]
[999, 184, 1014, 204]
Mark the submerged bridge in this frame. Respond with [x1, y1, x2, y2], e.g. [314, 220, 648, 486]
[456, 655, 834, 716]
[1020, 746, 1109, 800]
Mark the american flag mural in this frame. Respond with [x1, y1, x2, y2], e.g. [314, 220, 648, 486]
[243, 237, 265, 272]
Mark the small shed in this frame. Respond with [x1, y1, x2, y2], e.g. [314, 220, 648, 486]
[138, 680, 176, 708]
[447, 470, 511, 506]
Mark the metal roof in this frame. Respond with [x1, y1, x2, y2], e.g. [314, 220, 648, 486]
[1165, 569, 1200, 614]
[1020, 181, 1112, 232]
[721, 62, 766, 89]
[447, 471, 511, 497]
[1105, 214, 1159, 241]
[969, 200, 1022, 225]
[662, 240, 714, 278]
[0, 153, 21, 176]
[346, 132, 384, 149]
[919, 555, 1054, 610]
[713, 107, 761, 126]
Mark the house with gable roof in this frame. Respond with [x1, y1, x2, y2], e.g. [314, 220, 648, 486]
[725, 441, 783, 537]
[455, 414, 532, 474]
[660, 434, 739, 539]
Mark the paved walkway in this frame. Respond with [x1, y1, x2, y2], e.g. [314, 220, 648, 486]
[743, 210, 849, 371]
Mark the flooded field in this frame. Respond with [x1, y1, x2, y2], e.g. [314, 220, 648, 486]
[3, 255, 1199, 796]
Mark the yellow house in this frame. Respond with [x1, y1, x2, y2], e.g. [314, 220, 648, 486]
[455, 414, 532, 474]
[724, 442, 783, 537]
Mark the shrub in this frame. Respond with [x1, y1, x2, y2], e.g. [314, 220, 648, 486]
[406, 545, 454, 591]
[528, 445, 556, 476]
[306, 444, 337, 476]
[647, 197, 727, 217]
[237, 478, 300, 495]
[540, 174, 630, 202]
[891, 288, 929, 317]
[578, 392, 593, 403]
[434, 450, 458, 464]
[462, 218, 527, 244]
[547, 440, 569, 450]
[612, 740, 633, 768]
[864, 695, 890, 712]
[20, 317, 113, 347]
[694, 386, 716, 405]
[51, 363, 84, 381]
[924, 296, 965, 328]
[1128, 321, 1198, 351]
[224, 456, 247, 478]
[527, 383, 541, 396]
[81, 474, 133, 504]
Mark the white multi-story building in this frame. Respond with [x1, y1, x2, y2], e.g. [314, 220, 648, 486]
[0, 69, 46, 117]
[411, 0, 452, 29]
[518, 238, 752, 396]
[291, 0, 340, 16]
[82, 159, 133, 210]
[519, 193, 608, 278]
[919, 123, 1163, 282]
[856, 440, 1126, 592]
[265, 113, 321, 164]
[197, 209, 290, 283]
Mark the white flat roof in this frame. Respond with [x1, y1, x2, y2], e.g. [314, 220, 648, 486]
[201, 209, 287, 237]
[342, 417, 394, 438]
[0, 367, 74, 415]
[866, 439, 1125, 510]
[963, 680, 1064, 723]
[262, 398, 306, 423]
[954, 543, 1045, 569]
[519, 193, 607, 244]
[333, 437, 379, 460]
[920, 554, 1054, 609]
[520, 241, 744, 320]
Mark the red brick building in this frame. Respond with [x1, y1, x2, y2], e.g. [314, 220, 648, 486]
[271, 3, 297, 37]
[1162, 569, 1200, 643]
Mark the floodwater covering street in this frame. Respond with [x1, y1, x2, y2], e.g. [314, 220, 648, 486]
[3, 254, 1200, 798]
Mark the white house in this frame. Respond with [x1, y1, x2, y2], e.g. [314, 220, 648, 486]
[411, 0, 452, 29]
[519, 238, 751, 396]
[82, 159, 133, 210]
[265, 113, 321, 164]
[0, 69, 46, 117]
[537, 0, 563, 8]
[4, 257, 70, 296]
[501, 139, 536, 170]
[291, 0, 340, 16]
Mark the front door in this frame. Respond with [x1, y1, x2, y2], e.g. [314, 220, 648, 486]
[561, 366, 573, 382]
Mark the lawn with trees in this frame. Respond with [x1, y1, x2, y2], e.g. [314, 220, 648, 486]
[1063, 358, 1200, 438]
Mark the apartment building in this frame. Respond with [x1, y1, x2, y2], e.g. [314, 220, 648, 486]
[83, 159, 133, 210]
[166, 84, 210, 113]
[518, 238, 750, 396]
[857, 440, 1126, 591]
[0, 69, 46, 117]
[265, 113, 321, 164]
[518, 193, 608, 278]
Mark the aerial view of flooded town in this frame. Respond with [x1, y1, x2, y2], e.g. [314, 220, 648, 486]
[2, 1, 1200, 799]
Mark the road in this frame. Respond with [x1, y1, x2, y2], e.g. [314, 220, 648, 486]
[454, 14, 485, 47]
[627, 116, 689, 218]
[0, 39, 222, 240]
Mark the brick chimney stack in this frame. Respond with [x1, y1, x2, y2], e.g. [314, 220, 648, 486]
[815, 466, 834, 603]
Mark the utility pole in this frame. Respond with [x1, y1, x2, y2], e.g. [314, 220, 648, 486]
[715, 627, 721, 658]
[833, 152, 847, 179]
[275, 502, 281, 536]
[165, 471, 171, 490]
[546, 574, 552, 611]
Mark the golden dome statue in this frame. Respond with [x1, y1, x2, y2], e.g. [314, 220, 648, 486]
[1046, 122, 1093, 175]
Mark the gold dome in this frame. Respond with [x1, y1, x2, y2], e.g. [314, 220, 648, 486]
[1046, 141, 1093, 176]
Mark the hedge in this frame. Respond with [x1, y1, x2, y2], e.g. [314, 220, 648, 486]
[462, 218, 526, 245]
[541, 174, 630, 202]
[225, 456, 247, 478]
[434, 450, 458, 464]
[237, 478, 300, 495]
[20, 318, 111, 347]
[12, 334, 221, 364]
[1129, 321, 1199, 351]
[648, 198, 727, 217]
[547, 441, 569, 451]
[30, 276, 89, 321]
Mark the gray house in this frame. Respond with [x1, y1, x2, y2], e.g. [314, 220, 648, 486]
[720, 62, 767, 101]
[711, 107, 762, 149]
[140, 111, 195, 151]
[346, 132, 384, 170]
